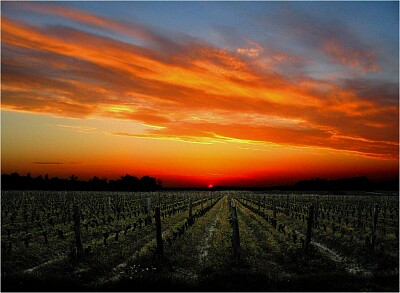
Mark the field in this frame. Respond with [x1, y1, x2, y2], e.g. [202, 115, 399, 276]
[1, 190, 399, 291]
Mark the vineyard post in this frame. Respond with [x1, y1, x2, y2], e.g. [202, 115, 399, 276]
[146, 197, 151, 224]
[73, 203, 84, 259]
[123, 194, 125, 212]
[230, 199, 240, 265]
[305, 204, 314, 252]
[314, 196, 319, 226]
[188, 196, 192, 218]
[371, 204, 379, 248]
[188, 196, 193, 224]
[154, 207, 163, 257]
[285, 194, 289, 215]
[357, 201, 362, 228]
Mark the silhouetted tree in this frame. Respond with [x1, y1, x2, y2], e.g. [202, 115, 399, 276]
[89, 176, 108, 191]
[119, 174, 140, 191]
[140, 176, 160, 191]
[1, 172, 162, 191]
[69, 175, 78, 190]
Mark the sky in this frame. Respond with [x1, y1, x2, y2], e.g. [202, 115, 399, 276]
[1, 1, 399, 188]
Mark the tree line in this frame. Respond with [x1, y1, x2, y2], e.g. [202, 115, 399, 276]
[210, 176, 398, 191]
[276, 176, 398, 191]
[1, 173, 162, 191]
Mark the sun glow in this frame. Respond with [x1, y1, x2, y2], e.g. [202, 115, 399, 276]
[1, 2, 398, 187]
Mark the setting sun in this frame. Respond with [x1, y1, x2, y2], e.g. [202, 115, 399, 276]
[1, 2, 399, 292]
[1, 1, 398, 187]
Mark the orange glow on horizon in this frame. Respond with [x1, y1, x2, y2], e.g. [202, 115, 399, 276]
[1, 3, 398, 187]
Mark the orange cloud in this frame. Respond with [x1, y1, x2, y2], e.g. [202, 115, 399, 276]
[11, 2, 182, 51]
[1, 6, 398, 161]
[322, 39, 380, 72]
[109, 121, 398, 160]
[237, 47, 262, 58]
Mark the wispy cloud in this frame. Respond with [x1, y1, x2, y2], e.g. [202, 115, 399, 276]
[55, 124, 98, 133]
[322, 39, 379, 73]
[1, 3, 398, 161]
[255, 4, 382, 73]
[33, 161, 82, 165]
[33, 162, 64, 165]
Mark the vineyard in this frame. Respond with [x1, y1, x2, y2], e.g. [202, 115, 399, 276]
[1, 190, 399, 291]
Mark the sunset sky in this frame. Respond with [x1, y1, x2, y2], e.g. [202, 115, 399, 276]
[1, 1, 399, 187]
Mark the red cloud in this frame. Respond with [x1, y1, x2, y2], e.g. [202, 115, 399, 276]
[322, 39, 380, 72]
[1, 6, 398, 161]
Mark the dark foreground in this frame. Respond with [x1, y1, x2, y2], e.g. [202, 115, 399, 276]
[2, 263, 399, 292]
[2, 191, 399, 292]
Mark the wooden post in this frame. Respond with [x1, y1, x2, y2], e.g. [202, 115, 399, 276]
[314, 196, 319, 225]
[305, 204, 314, 252]
[371, 204, 379, 248]
[273, 199, 277, 219]
[146, 197, 151, 225]
[373, 204, 379, 230]
[189, 197, 192, 217]
[73, 203, 84, 259]
[230, 199, 240, 265]
[154, 207, 163, 256]
[285, 194, 289, 215]
[147, 197, 151, 216]
[357, 201, 362, 228]
[188, 196, 193, 225]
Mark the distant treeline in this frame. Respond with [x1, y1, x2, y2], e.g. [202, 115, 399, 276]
[1, 173, 398, 192]
[289, 176, 398, 191]
[210, 176, 399, 191]
[1, 173, 162, 191]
